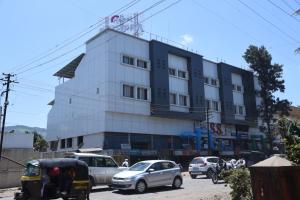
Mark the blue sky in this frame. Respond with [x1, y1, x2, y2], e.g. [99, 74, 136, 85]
[1, 0, 300, 128]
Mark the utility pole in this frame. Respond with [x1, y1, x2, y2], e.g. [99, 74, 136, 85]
[206, 105, 211, 156]
[0, 73, 18, 159]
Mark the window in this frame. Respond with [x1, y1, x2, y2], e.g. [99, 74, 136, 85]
[204, 77, 209, 84]
[93, 157, 105, 167]
[60, 139, 65, 149]
[137, 59, 147, 69]
[232, 84, 236, 90]
[67, 138, 72, 148]
[161, 162, 175, 170]
[105, 158, 118, 168]
[137, 87, 148, 100]
[206, 99, 211, 110]
[69, 98, 72, 104]
[169, 93, 177, 105]
[178, 70, 186, 78]
[239, 105, 244, 115]
[79, 157, 92, 166]
[207, 158, 219, 163]
[168, 68, 176, 76]
[191, 158, 204, 164]
[122, 55, 134, 65]
[236, 85, 242, 92]
[149, 162, 162, 171]
[123, 84, 134, 98]
[96, 88, 99, 94]
[211, 78, 218, 86]
[77, 136, 83, 147]
[212, 100, 219, 111]
[179, 95, 188, 106]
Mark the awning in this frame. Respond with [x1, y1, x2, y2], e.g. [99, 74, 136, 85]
[53, 53, 85, 78]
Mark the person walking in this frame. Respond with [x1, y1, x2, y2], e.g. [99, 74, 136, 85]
[122, 159, 129, 167]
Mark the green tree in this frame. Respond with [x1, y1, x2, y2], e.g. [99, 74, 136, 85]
[285, 121, 300, 164]
[243, 45, 291, 153]
[276, 117, 291, 138]
[33, 131, 48, 152]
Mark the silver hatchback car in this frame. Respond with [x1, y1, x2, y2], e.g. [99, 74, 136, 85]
[112, 160, 182, 193]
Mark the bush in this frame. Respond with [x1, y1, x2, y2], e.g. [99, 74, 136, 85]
[223, 168, 253, 200]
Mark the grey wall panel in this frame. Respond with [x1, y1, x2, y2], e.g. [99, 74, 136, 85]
[149, 40, 205, 121]
[218, 63, 257, 126]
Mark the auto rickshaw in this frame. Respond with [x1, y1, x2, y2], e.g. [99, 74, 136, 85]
[14, 158, 90, 200]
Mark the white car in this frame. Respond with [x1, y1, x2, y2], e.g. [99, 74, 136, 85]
[65, 152, 127, 188]
[188, 156, 219, 178]
[112, 160, 182, 193]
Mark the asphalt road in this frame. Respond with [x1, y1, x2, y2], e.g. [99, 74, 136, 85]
[0, 175, 231, 200]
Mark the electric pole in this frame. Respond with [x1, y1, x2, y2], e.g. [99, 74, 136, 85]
[0, 73, 18, 159]
[207, 105, 211, 156]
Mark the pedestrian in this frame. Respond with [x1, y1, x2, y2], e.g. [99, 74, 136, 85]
[122, 159, 129, 167]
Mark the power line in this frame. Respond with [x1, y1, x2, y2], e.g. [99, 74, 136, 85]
[280, 0, 297, 11]
[11, 0, 142, 73]
[238, 0, 300, 45]
[267, 0, 300, 22]
[15, 0, 168, 76]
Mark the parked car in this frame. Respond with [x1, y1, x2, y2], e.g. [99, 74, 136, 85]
[188, 156, 219, 178]
[112, 160, 182, 193]
[65, 152, 127, 189]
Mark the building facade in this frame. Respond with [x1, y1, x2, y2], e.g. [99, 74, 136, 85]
[46, 29, 266, 161]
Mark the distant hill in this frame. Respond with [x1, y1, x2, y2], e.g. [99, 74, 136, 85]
[5, 125, 46, 137]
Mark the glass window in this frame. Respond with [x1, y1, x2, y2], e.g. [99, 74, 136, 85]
[211, 78, 218, 86]
[212, 101, 219, 111]
[204, 77, 209, 84]
[207, 158, 219, 163]
[67, 138, 72, 148]
[191, 158, 204, 164]
[105, 158, 118, 168]
[168, 68, 176, 76]
[79, 157, 92, 166]
[77, 136, 83, 147]
[232, 84, 236, 90]
[178, 70, 186, 78]
[123, 55, 134, 65]
[60, 139, 65, 149]
[129, 162, 151, 171]
[169, 93, 177, 105]
[24, 164, 40, 176]
[239, 106, 244, 115]
[149, 162, 162, 171]
[137, 59, 147, 69]
[234, 105, 238, 114]
[137, 87, 148, 100]
[161, 162, 175, 169]
[123, 84, 134, 98]
[206, 99, 211, 110]
[236, 85, 242, 92]
[94, 157, 105, 167]
[179, 95, 187, 106]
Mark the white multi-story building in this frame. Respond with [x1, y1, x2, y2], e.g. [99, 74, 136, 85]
[47, 28, 265, 160]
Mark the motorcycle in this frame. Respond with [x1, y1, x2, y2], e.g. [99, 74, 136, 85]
[211, 159, 227, 184]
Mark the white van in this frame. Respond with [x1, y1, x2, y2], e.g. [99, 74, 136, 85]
[65, 152, 127, 188]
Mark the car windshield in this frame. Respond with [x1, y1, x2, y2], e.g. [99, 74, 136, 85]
[129, 162, 151, 171]
[24, 163, 40, 176]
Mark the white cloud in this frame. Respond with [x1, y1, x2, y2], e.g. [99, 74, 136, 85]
[180, 34, 194, 46]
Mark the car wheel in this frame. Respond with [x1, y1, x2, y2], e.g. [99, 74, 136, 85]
[88, 176, 95, 192]
[211, 173, 218, 184]
[190, 174, 197, 179]
[135, 180, 147, 194]
[206, 169, 213, 178]
[172, 177, 182, 189]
